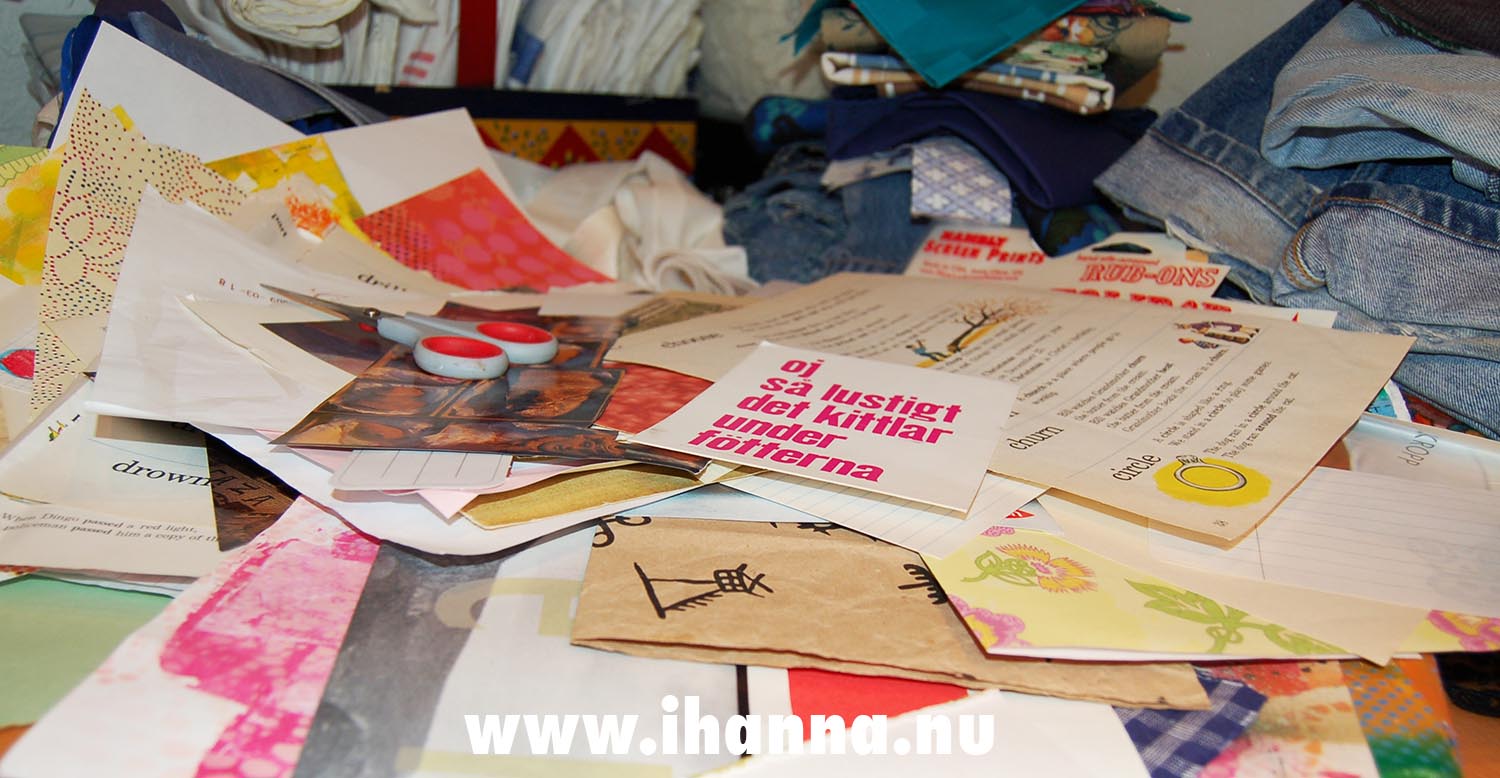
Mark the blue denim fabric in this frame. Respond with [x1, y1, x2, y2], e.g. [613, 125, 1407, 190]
[723, 144, 845, 284]
[722, 143, 929, 283]
[1094, 0, 1500, 437]
[822, 172, 931, 275]
[1275, 180, 1500, 436]
[1262, 3, 1500, 201]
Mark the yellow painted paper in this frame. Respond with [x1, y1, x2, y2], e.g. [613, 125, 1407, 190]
[462, 466, 700, 529]
[31, 91, 245, 411]
[926, 528, 1346, 657]
[0, 146, 63, 285]
[206, 136, 365, 238]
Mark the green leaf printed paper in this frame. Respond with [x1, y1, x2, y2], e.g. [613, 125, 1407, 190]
[925, 528, 1346, 658]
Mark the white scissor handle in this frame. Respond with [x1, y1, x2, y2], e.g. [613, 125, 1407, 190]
[397, 314, 559, 364]
[412, 336, 509, 380]
[376, 315, 558, 380]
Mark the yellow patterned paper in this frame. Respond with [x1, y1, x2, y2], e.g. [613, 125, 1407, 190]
[31, 91, 245, 411]
[0, 146, 63, 285]
[206, 136, 365, 239]
[926, 528, 1346, 657]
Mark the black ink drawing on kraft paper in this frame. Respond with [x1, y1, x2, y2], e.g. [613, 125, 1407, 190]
[636, 562, 774, 619]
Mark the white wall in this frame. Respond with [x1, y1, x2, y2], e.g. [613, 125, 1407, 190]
[1130, 0, 1312, 111]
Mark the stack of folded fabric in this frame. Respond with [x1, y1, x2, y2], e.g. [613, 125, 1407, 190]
[1094, 0, 1500, 437]
[818, 0, 1177, 113]
[726, 0, 1178, 284]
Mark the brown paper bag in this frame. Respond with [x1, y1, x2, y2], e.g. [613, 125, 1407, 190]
[573, 517, 1208, 709]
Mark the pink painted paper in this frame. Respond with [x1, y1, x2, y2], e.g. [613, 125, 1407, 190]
[162, 500, 378, 778]
[356, 168, 611, 291]
[0, 499, 377, 778]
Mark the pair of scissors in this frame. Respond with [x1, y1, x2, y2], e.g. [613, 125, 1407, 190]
[263, 285, 558, 380]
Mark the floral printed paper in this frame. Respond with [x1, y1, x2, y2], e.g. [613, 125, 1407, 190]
[928, 529, 1346, 657]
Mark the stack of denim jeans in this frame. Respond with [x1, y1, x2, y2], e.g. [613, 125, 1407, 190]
[1095, 0, 1500, 438]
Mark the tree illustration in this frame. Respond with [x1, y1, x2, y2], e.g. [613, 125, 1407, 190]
[947, 298, 1047, 353]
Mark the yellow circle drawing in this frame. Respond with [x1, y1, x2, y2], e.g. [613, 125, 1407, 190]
[1154, 455, 1270, 507]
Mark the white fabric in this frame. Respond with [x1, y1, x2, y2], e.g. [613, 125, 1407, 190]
[523, 152, 757, 295]
[167, 0, 697, 90]
[696, 0, 830, 120]
[515, 0, 701, 96]
[220, 0, 360, 49]
[389, 0, 456, 86]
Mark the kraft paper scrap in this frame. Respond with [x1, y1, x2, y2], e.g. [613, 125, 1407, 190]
[571, 517, 1208, 709]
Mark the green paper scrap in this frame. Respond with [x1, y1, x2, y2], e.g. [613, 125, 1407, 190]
[0, 577, 170, 726]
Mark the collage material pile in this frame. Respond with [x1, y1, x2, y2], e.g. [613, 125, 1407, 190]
[0, 14, 1494, 778]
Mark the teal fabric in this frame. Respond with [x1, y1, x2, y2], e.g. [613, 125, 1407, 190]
[851, 0, 1088, 87]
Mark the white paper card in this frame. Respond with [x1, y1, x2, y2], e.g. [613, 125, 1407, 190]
[89, 189, 428, 431]
[55, 24, 300, 158]
[0, 494, 220, 577]
[331, 449, 513, 491]
[0, 378, 214, 528]
[630, 343, 1017, 510]
[617, 482, 825, 523]
[199, 424, 693, 556]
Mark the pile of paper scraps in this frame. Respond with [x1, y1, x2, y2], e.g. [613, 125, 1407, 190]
[0, 24, 1494, 778]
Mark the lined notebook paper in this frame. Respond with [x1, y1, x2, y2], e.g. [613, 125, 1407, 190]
[1149, 467, 1500, 616]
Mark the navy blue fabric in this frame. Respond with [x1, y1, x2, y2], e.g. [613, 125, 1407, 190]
[826, 91, 1144, 209]
[834, 91, 1146, 209]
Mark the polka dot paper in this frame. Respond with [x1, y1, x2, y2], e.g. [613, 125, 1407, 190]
[31, 90, 246, 411]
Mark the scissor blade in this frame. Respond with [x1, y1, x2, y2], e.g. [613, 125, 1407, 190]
[261, 285, 378, 324]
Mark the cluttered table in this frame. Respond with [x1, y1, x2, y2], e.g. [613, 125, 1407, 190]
[2, 0, 1499, 776]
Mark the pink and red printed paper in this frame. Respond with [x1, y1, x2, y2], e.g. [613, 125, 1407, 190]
[356, 168, 610, 291]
